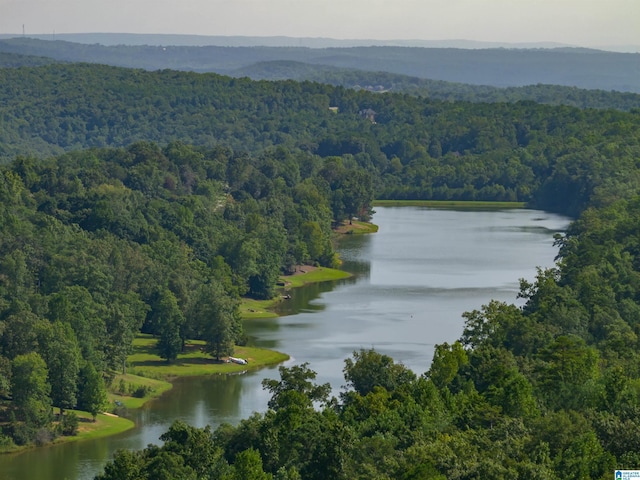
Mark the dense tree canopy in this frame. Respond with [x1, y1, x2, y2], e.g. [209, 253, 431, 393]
[0, 58, 639, 477]
[0, 139, 363, 446]
[0, 63, 639, 217]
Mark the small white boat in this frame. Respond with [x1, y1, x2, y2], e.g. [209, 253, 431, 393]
[228, 356, 248, 365]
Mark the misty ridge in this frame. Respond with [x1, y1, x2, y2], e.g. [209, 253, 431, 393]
[0, 35, 638, 93]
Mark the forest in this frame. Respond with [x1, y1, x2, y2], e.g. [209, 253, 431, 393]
[0, 139, 375, 447]
[1, 62, 640, 217]
[0, 58, 639, 478]
[232, 61, 640, 111]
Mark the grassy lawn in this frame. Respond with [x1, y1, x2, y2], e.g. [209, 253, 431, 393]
[240, 297, 281, 319]
[126, 334, 288, 380]
[0, 410, 134, 454]
[240, 266, 352, 319]
[108, 371, 173, 409]
[64, 410, 134, 442]
[281, 266, 351, 288]
[334, 219, 379, 234]
[372, 199, 526, 208]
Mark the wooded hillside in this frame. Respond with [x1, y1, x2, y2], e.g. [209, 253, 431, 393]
[1, 63, 639, 217]
[0, 60, 639, 478]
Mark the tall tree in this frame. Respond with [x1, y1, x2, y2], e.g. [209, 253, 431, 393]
[105, 293, 148, 374]
[190, 282, 241, 361]
[262, 363, 331, 411]
[232, 448, 272, 480]
[11, 352, 51, 428]
[153, 289, 185, 363]
[342, 348, 416, 397]
[40, 321, 81, 416]
[77, 362, 108, 421]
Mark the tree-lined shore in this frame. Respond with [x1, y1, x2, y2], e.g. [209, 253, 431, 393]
[0, 57, 638, 478]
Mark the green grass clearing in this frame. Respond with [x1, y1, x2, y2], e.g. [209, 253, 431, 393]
[126, 334, 288, 379]
[108, 371, 173, 409]
[240, 297, 281, 319]
[335, 219, 379, 234]
[65, 410, 134, 442]
[0, 410, 134, 454]
[240, 266, 352, 319]
[282, 266, 351, 288]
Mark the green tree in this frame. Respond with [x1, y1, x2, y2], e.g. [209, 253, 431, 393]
[190, 282, 241, 361]
[342, 348, 416, 397]
[232, 448, 272, 480]
[536, 335, 600, 410]
[262, 363, 331, 411]
[160, 421, 231, 478]
[40, 320, 81, 416]
[0, 354, 11, 398]
[105, 293, 148, 374]
[427, 341, 468, 390]
[95, 449, 144, 480]
[152, 289, 185, 363]
[142, 446, 198, 480]
[1, 310, 44, 360]
[340, 168, 374, 221]
[77, 362, 108, 421]
[47, 286, 108, 371]
[11, 352, 51, 427]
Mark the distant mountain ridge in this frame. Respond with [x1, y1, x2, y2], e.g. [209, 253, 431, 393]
[0, 33, 579, 50]
[0, 37, 638, 92]
[231, 60, 640, 111]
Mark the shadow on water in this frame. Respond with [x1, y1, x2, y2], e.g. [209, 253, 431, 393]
[273, 233, 372, 318]
[245, 232, 372, 349]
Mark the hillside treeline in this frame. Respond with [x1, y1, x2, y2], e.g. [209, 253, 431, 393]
[233, 61, 640, 111]
[1, 63, 640, 216]
[4, 53, 639, 112]
[96, 187, 640, 478]
[0, 141, 372, 446]
[0, 60, 640, 476]
[96, 138, 640, 477]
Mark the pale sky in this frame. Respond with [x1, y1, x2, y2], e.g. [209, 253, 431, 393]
[1, 0, 639, 48]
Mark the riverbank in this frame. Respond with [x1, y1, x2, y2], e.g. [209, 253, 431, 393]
[110, 335, 289, 408]
[334, 219, 379, 234]
[240, 266, 353, 319]
[2, 260, 362, 455]
[0, 409, 136, 455]
[239, 221, 378, 320]
[106, 265, 356, 409]
[0, 337, 288, 455]
[373, 199, 526, 208]
[126, 336, 289, 379]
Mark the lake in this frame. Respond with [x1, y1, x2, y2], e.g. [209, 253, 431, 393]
[0, 206, 570, 480]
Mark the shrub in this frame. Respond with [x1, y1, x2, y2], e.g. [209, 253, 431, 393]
[131, 385, 151, 398]
[61, 412, 79, 436]
[34, 428, 54, 446]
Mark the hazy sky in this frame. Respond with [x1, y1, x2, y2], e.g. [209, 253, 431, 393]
[1, 0, 639, 47]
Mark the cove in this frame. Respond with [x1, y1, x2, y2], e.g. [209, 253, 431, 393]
[0, 206, 570, 480]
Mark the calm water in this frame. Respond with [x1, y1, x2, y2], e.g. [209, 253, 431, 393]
[0, 207, 570, 480]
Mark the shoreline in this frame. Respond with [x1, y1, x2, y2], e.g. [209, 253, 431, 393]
[372, 199, 526, 208]
[1, 341, 289, 456]
[0, 409, 136, 456]
[240, 265, 354, 319]
[2, 226, 377, 455]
